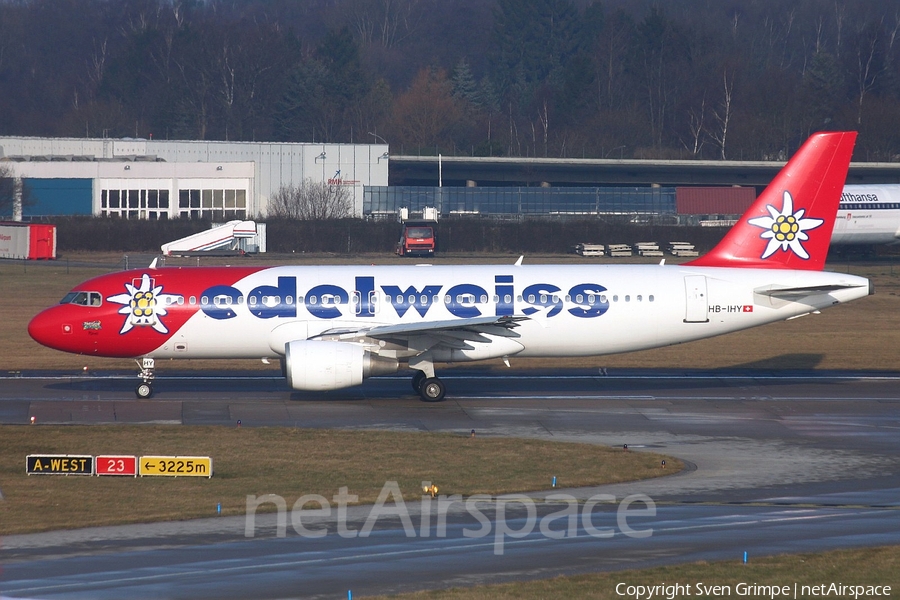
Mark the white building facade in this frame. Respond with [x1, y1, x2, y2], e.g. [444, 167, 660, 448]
[0, 137, 389, 219]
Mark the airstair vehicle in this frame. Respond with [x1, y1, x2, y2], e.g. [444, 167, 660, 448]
[161, 220, 264, 256]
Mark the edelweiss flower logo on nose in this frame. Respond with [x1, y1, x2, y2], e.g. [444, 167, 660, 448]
[748, 190, 824, 260]
[107, 273, 183, 334]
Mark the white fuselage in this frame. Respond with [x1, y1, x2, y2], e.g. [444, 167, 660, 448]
[148, 264, 871, 361]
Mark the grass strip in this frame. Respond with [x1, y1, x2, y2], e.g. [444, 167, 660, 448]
[369, 545, 899, 599]
[0, 425, 679, 535]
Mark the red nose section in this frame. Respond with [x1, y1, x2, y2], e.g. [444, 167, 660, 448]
[28, 306, 80, 353]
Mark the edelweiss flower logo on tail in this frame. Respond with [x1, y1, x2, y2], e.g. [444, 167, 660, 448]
[748, 190, 824, 260]
[107, 273, 183, 334]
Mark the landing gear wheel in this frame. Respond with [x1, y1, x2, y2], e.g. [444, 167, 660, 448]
[135, 357, 156, 399]
[418, 377, 446, 402]
[412, 370, 427, 393]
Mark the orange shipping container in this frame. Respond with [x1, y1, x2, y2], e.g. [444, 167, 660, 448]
[0, 222, 57, 259]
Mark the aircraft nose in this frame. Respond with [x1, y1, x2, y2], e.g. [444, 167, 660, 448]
[28, 308, 73, 351]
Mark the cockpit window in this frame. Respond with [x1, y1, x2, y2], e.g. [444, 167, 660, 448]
[60, 291, 102, 306]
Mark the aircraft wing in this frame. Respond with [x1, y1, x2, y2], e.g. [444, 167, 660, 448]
[310, 315, 528, 348]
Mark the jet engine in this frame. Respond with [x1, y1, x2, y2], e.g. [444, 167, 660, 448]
[284, 340, 399, 391]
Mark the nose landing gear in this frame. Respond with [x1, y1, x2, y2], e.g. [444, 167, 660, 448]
[135, 357, 155, 398]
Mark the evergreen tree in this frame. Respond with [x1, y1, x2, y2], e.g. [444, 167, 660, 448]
[451, 58, 479, 105]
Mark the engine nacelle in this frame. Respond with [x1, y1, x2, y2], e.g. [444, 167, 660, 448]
[285, 340, 398, 391]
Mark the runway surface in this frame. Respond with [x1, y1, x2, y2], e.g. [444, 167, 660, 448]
[1, 368, 899, 599]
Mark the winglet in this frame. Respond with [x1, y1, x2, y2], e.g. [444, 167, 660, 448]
[515, 255, 524, 266]
[686, 131, 857, 270]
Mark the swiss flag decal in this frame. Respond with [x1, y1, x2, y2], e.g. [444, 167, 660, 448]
[743, 305, 754, 312]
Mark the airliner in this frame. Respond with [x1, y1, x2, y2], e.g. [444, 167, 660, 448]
[28, 132, 872, 402]
[832, 184, 900, 245]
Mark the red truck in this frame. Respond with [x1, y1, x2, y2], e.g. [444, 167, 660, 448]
[396, 220, 436, 257]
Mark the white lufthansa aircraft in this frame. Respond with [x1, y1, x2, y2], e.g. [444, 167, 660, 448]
[833, 184, 900, 245]
[29, 132, 872, 401]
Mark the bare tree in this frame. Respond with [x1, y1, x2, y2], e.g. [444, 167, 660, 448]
[711, 70, 735, 160]
[854, 14, 900, 125]
[0, 163, 30, 218]
[268, 179, 353, 220]
[681, 95, 707, 158]
[345, 0, 425, 49]
[391, 68, 462, 151]
[0, 163, 14, 216]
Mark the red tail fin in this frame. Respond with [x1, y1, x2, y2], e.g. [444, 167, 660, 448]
[686, 131, 857, 270]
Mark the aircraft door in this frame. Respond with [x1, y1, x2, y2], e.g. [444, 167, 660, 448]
[683, 275, 709, 323]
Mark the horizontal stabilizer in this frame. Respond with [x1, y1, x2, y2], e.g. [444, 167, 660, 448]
[753, 283, 868, 297]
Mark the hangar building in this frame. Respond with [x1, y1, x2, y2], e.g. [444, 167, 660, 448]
[0, 137, 389, 219]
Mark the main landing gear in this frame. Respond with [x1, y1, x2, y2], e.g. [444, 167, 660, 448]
[418, 377, 446, 402]
[135, 357, 155, 399]
[410, 358, 446, 402]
